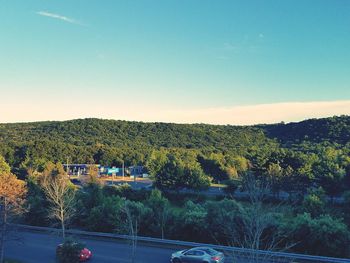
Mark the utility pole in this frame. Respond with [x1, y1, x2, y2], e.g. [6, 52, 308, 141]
[66, 157, 69, 177]
[134, 166, 136, 184]
[122, 160, 125, 180]
[112, 168, 115, 185]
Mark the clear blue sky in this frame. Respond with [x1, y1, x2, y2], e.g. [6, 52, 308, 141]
[1, 0, 350, 124]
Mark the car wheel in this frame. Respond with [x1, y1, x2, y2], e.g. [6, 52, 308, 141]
[172, 258, 181, 263]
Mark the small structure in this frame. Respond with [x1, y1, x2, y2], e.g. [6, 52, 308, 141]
[99, 166, 123, 176]
[63, 163, 145, 178]
[63, 164, 100, 176]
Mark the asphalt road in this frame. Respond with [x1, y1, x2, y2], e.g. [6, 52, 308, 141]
[5, 230, 178, 263]
[6, 229, 337, 263]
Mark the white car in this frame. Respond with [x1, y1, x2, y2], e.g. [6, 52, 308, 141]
[171, 247, 225, 263]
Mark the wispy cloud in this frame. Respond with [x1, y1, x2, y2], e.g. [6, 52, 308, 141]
[36, 11, 82, 25]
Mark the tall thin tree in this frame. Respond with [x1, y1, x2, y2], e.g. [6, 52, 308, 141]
[40, 163, 76, 240]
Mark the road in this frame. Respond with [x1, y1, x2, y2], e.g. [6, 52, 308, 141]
[5, 230, 244, 263]
[6, 229, 341, 263]
[5, 230, 177, 263]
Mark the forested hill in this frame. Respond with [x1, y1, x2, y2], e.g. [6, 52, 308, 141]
[0, 116, 350, 181]
[260, 115, 350, 146]
[1, 116, 349, 149]
[0, 118, 274, 152]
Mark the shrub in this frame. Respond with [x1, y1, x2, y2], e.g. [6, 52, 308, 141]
[56, 239, 84, 263]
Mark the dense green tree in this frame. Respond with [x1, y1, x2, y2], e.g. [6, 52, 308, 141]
[287, 213, 350, 258]
[313, 147, 348, 197]
[0, 155, 10, 174]
[341, 191, 350, 227]
[25, 173, 49, 226]
[146, 189, 171, 239]
[266, 162, 283, 197]
[301, 187, 326, 217]
[74, 183, 104, 227]
[150, 151, 210, 190]
[197, 153, 228, 181]
[205, 199, 244, 244]
[85, 195, 124, 233]
[181, 201, 207, 241]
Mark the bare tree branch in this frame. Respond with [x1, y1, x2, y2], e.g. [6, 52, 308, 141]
[40, 164, 76, 240]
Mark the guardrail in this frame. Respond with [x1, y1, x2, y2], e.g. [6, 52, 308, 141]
[14, 224, 349, 263]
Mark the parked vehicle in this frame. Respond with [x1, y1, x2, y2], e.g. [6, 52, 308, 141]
[56, 243, 92, 262]
[171, 247, 225, 263]
[78, 247, 92, 262]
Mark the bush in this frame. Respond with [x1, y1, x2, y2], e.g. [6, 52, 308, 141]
[56, 239, 85, 263]
[301, 188, 326, 217]
[288, 213, 350, 258]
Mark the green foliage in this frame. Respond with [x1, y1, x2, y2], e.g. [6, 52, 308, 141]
[197, 153, 228, 181]
[263, 115, 350, 145]
[341, 191, 350, 226]
[313, 147, 348, 196]
[287, 213, 350, 257]
[205, 199, 244, 243]
[25, 175, 49, 226]
[301, 187, 326, 217]
[85, 195, 124, 232]
[149, 150, 211, 190]
[74, 183, 104, 226]
[181, 201, 207, 241]
[123, 200, 151, 235]
[146, 189, 171, 238]
[0, 155, 10, 174]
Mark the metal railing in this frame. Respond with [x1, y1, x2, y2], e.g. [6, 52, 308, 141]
[13, 224, 350, 263]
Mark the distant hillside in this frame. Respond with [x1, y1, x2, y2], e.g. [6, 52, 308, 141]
[1, 115, 349, 148]
[260, 115, 350, 146]
[0, 118, 274, 152]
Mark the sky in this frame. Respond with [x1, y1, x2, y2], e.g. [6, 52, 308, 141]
[0, 0, 350, 125]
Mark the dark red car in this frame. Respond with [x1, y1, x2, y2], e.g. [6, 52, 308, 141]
[56, 243, 92, 262]
[79, 247, 92, 262]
